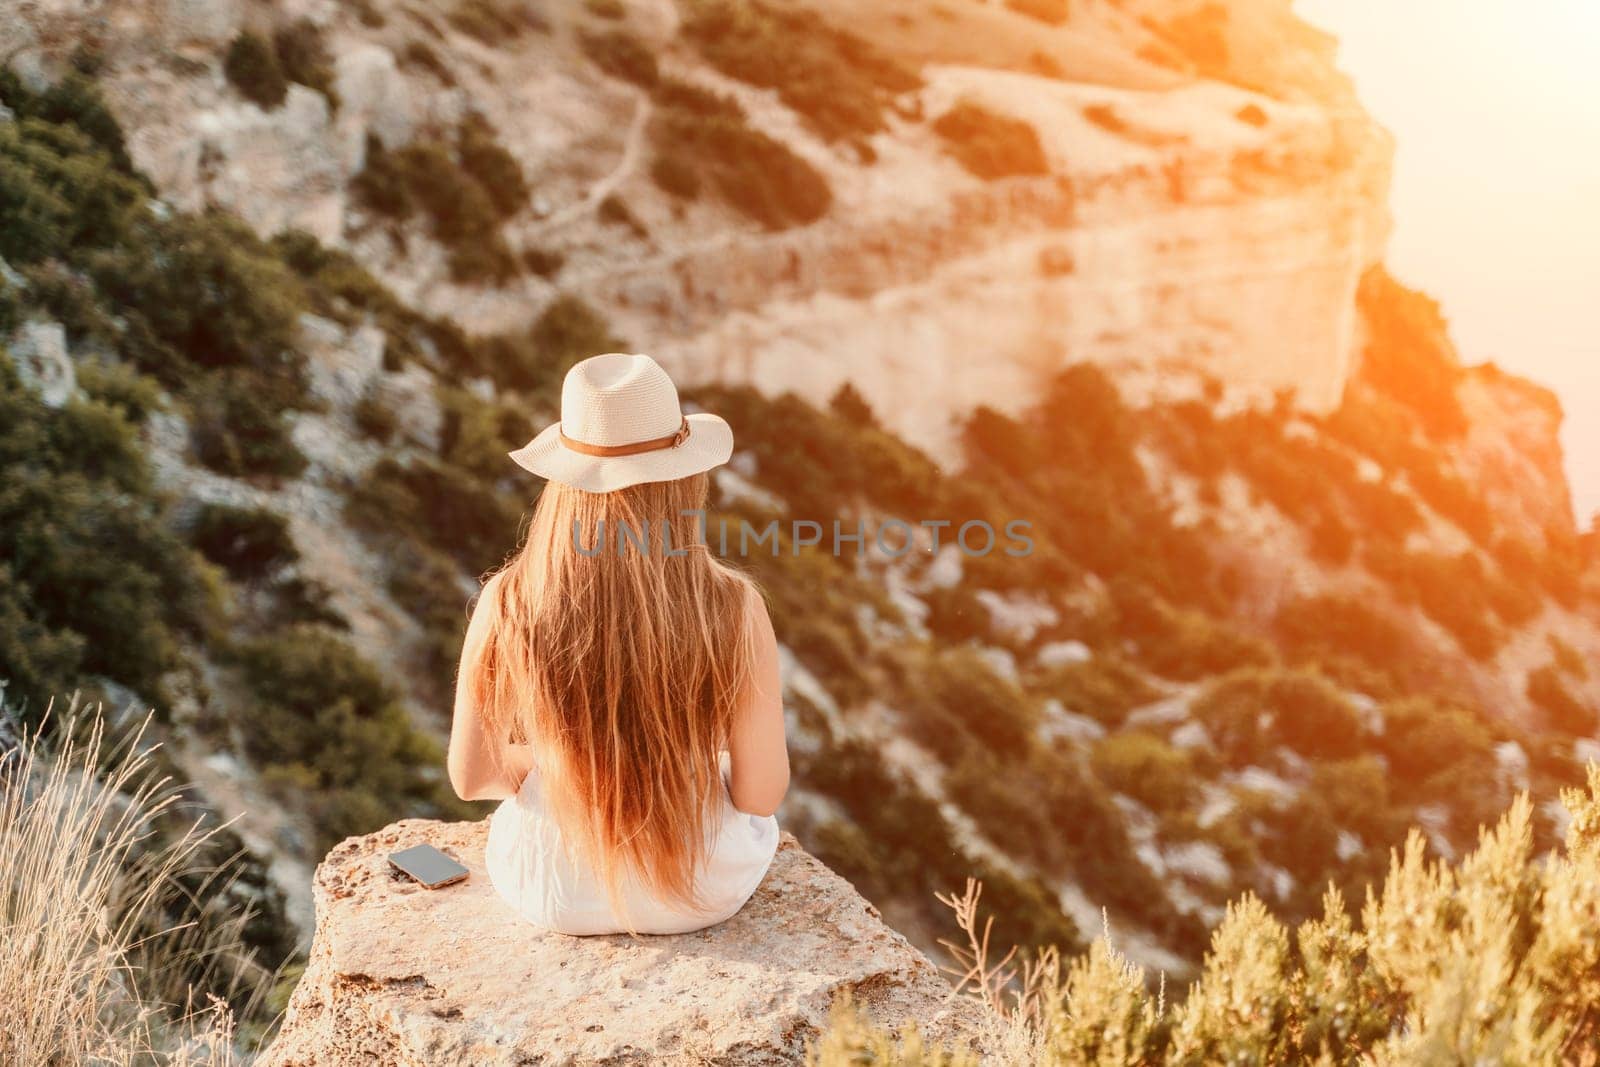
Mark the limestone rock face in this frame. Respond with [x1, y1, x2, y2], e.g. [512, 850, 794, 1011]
[162, 0, 241, 46]
[7, 319, 76, 408]
[1456, 365, 1576, 541]
[263, 820, 978, 1066]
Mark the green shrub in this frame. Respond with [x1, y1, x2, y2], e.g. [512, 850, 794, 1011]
[392, 142, 497, 245]
[1192, 667, 1367, 769]
[520, 245, 566, 277]
[273, 19, 339, 106]
[1496, 533, 1584, 610]
[18, 263, 116, 349]
[346, 0, 386, 27]
[445, 235, 520, 284]
[1115, 590, 1274, 681]
[1035, 744, 1203, 950]
[1549, 634, 1589, 679]
[1528, 663, 1598, 735]
[400, 40, 456, 85]
[680, 0, 920, 143]
[223, 32, 289, 110]
[0, 70, 134, 171]
[653, 76, 743, 118]
[649, 153, 700, 201]
[598, 193, 648, 238]
[828, 382, 878, 427]
[436, 384, 534, 477]
[267, 574, 349, 631]
[1272, 593, 1409, 691]
[447, 0, 548, 41]
[189, 504, 299, 580]
[653, 105, 831, 228]
[352, 135, 519, 284]
[90, 211, 310, 397]
[1092, 731, 1198, 813]
[347, 456, 520, 570]
[75, 360, 164, 424]
[0, 359, 213, 710]
[801, 738, 1082, 954]
[457, 113, 527, 217]
[1006, 0, 1069, 23]
[0, 116, 144, 265]
[352, 387, 399, 442]
[385, 542, 471, 705]
[351, 135, 414, 218]
[649, 75, 828, 227]
[1363, 545, 1503, 659]
[476, 292, 620, 391]
[1082, 103, 1126, 134]
[0, 283, 20, 336]
[580, 29, 659, 87]
[1377, 695, 1496, 793]
[933, 102, 1049, 180]
[961, 366, 1218, 605]
[233, 625, 472, 852]
[45, 396, 154, 493]
[1411, 461, 1494, 544]
[189, 372, 308, 479]
[267, 228, 434, 355]
[919, 584, 991, 645]
[1031, 653, 1155, 729]
[523, 294, 621, 389]
[903, 646, 1038, 759]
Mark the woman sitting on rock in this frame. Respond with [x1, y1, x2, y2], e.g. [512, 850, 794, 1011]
[447, 353, 788, 935]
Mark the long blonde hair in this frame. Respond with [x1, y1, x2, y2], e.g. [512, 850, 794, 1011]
[468, 472, 755, 912]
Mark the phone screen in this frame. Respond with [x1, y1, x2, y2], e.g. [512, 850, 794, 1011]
[389, 844, 470, 888]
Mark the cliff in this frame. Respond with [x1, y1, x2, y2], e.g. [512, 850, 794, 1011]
[263, 821, 979, 1065]
[4, 0, 1391, 458]
[7, 0, 1596, 1033]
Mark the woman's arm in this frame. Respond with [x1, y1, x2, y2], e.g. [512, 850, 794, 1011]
[448, 575, 534, 802]
[726, 586, 790, 817]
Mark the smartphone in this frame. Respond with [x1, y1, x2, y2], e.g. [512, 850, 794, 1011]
[388, 844, 470, 889]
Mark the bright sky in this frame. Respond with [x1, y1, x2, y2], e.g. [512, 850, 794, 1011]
[1296, 0, 1600, 526]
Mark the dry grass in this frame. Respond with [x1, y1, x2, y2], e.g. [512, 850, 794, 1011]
[0, 706, 273, 1065]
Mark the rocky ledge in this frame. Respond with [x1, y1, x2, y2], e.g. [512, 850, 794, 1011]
[262, 820, 977, 1065]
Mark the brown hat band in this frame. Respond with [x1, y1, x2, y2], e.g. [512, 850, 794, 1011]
[559, 419, 690, 457]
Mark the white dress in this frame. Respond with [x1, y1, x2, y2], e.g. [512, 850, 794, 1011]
[485, 763, 779, 936]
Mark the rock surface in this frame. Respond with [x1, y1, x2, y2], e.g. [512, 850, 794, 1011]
[3, 0, 1391, 461]
[7, 318, 76, 408]
[263, 820, 979, 1066]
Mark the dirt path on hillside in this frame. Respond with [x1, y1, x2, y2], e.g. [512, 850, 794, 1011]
[530, 88, 653, 236]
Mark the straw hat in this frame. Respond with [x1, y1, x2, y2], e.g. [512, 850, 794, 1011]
[507, 353, 733, 493]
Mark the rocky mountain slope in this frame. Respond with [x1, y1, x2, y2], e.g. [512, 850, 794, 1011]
[10, 0, 1389, 451]
[3, 0, 1598, 1034]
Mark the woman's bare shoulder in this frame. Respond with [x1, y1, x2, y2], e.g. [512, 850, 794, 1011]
[738, 578, 775, 642]
[476, 568, 511, 608]
[463, 570, 508, 643]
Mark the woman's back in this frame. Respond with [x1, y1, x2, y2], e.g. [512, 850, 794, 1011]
[446, 353, 789, 935]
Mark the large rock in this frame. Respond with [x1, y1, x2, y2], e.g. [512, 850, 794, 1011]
[263, 820, 978, 1066]
[7, 319, 76, 408]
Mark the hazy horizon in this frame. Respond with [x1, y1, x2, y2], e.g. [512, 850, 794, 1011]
[1297, 0, 1600, 526]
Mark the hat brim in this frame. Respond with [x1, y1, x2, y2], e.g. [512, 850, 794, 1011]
[507, 412, 734, 493]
